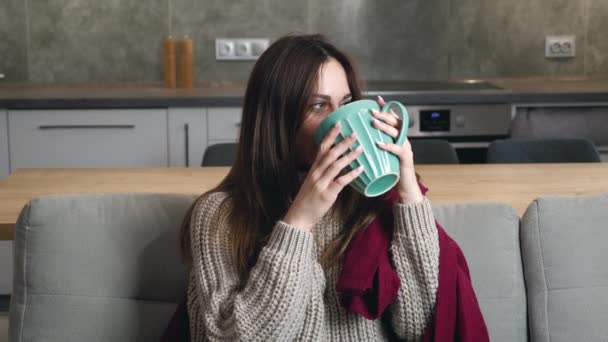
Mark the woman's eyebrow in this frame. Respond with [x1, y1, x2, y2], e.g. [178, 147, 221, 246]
[311, 94, 352, 100]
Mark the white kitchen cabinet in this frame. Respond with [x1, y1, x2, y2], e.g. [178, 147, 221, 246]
[0, 109, 9, 179]
[207, 107, 242, 143]
[8, 109, 168, 170]
[168, 108, 207, 167]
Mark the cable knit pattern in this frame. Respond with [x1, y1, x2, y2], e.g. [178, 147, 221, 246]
[188, 192, 439, 341]
[390, 198, 440, 340]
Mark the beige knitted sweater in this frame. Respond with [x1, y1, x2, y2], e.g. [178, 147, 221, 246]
[187, 191, 439, 341]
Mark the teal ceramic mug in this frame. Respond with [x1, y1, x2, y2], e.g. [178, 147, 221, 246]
[313, 99, 409, 197]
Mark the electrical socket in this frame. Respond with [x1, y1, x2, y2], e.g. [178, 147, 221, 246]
[545, 35, 576, 58]
[216, 40, 235, 59]
[216, 38, 270, 61]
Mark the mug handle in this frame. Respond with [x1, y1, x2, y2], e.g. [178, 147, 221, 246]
[381, 101, 409, 146]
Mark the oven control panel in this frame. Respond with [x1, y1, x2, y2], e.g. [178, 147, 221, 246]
[405, 104, 512, 137]
[419, 109, 451, 131]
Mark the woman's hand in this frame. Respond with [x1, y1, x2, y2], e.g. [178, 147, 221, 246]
[372, 96, 424, 205]
[283, 123, 364, 232]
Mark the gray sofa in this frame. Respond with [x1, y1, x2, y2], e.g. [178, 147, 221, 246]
[8, 192, 608, 341]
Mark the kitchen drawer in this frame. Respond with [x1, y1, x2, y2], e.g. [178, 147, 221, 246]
[8, 109, 168, 169]
[207, 107, 241, 141]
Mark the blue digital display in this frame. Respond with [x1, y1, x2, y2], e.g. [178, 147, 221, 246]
[420, 109, 450, 131]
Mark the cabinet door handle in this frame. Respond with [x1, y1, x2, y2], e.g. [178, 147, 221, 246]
[184, 123, 190, 167]
[38, 124, 136, 130]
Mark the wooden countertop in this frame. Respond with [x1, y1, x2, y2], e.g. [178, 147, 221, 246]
[1, 164, 607, 240]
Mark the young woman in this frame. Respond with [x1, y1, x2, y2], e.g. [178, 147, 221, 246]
[180, 34, 439, 341]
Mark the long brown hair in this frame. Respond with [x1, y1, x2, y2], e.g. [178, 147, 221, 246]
[180, 34, 387, 284]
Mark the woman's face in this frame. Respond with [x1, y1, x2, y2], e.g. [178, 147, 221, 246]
[295, 58, 352, 167]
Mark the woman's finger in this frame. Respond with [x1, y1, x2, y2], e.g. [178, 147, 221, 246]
[376, 95, 399, 116]
[312, 122, 343, 169]
[377, 141, 406, 157]
[377, 95, 387, 107]
[371, 109, 400, 127]
[372, 118, 400, 138]
[328, 165, 364, 194]
[317, 123, 342, 154]
[322, 145, 363, 182]
[316, 132, 358, 175]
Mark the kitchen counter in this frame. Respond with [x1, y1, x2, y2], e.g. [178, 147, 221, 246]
[0, 82, 247, 108]
[1, 77, 608, 108]
[489, 77, 608, 92]
[367, 77, 608, 104]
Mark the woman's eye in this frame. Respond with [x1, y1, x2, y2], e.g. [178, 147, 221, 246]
[312, 102, 326, 111]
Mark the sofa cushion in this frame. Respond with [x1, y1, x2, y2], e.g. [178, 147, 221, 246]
[9, 193, 196, 342]
[521, 193, 608, 342]
[433, 202, 527, 342]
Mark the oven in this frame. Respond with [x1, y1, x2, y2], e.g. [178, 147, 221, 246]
[404, 104, 512, 163]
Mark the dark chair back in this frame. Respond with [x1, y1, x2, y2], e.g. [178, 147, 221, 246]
[410, 139, 459, 164]
[201, 143, 237, 166]
[487, 138, 601, 163]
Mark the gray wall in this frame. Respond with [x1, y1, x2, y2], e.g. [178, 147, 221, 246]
[1, 0, 607, 84]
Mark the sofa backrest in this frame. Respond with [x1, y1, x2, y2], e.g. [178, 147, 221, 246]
[9, 193, 530, 341]
[521, 193, 608, 342]
[9, 193, 196, 342]
[433, 202, 528, 341]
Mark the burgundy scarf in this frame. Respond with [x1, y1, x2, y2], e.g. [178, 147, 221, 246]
[336, 184, 490, 341]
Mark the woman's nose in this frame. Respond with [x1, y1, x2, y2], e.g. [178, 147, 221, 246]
[329, 101, 341, 112]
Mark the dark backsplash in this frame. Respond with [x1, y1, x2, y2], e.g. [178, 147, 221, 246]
[1, 0, 607, 84]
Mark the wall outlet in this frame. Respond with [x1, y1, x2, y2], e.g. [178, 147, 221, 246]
[216, 40, 235, 59]
[545, 35, 576, 58]
[215, 38, 270, 61]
